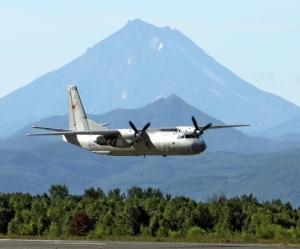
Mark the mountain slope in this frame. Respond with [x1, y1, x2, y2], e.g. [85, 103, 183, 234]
[223, 148, 300, 207]
[1, 19, 299, 137]
[249, 114, 300, 138]
[90, 148, 300, 207]
[1, 141, 299, 206]
[0, 145, 130, 194]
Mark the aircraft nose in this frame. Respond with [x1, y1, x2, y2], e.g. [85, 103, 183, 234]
[191, 140, 207, 154]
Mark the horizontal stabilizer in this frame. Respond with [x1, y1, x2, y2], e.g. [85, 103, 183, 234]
[27, 129, 120, 136]
[87, 119, 109, 131]
[31, 126, 71, 132]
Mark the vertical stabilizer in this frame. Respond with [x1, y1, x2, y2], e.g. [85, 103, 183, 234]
[67, 85, 89, 131]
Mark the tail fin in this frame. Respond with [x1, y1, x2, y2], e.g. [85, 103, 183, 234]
[67, 85, 89, 130]
[67, 85, 108, 131]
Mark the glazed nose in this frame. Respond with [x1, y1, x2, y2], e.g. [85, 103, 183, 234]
[191, 140, 207, 154]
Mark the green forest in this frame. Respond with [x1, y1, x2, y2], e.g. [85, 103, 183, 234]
[1, 184, 300, 243]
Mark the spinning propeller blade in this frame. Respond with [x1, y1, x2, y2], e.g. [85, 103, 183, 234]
[129, 121, 151, 140]
[129, 121, 138, 134]
[191, 116, 211, 137]
[142, 122, 151, 132]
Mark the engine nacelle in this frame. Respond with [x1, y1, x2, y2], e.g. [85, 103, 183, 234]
[118, 129, 136, 144]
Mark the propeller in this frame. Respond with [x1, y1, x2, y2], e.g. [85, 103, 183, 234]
[129, 121, 151, 141]
[191, 116, 212, 137]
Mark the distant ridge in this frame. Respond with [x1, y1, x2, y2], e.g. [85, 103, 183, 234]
[249, 114, 300, 138]
[1, 19, 299, 138]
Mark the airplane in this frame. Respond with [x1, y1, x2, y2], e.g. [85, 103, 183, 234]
[27, 85, 249, 157]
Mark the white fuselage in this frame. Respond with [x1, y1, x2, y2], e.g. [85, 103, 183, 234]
[28, 85, 249, 157]
[63, 126, 207, 156]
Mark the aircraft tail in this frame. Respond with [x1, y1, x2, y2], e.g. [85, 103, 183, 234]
[67, 85, 108, 131]
[67, 85, 89, 130]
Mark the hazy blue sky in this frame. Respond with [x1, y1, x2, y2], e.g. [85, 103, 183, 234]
[1, 1, 299, 106]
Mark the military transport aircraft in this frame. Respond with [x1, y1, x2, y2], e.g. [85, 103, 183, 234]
[27, 85, 249, 157]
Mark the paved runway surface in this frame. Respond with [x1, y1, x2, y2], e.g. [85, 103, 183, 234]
[0, 239, 298, 249]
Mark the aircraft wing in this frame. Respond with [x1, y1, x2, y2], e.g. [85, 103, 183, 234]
[153, 125, 250, 132]
[204, 124, 250, 129]
[27, 126, 120, 136]
[27, 124, 250, 136]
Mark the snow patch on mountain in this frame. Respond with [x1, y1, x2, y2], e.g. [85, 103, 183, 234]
[151, 37, 158, 50]
[121, 89, 127, 99]
[152, 93, 164, 102]
[209, 88, 222, 98]
[201, 67, 226, 86]
[231, 90, 248, 101]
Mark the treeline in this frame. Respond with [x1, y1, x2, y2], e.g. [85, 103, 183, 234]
[0, 184, 300, 242]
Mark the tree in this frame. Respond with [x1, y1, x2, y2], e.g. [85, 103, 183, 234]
[192, 203, 213, 231]
[49, 184, 69, 199]
[84, 187, 105, 199]
[123, 199, 149, 235]
[69, 211, 94, 236]
[107, 188, 125, 201]
[127, 186, 143, 199]
[0, 194, 14, 234]
[30, 196, 50, 235]
[226, 197, 246, 232]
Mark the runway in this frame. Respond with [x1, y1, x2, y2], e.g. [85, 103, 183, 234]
[0, 239, 296, 249]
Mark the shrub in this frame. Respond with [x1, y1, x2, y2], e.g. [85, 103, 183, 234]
[87, 224, 109, 239]
[168, 230, 182, 238]
[187, 226, 206, 238]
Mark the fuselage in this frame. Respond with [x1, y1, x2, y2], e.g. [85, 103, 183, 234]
[63, 126, 207, 156]
[27, 85, 249, 157]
